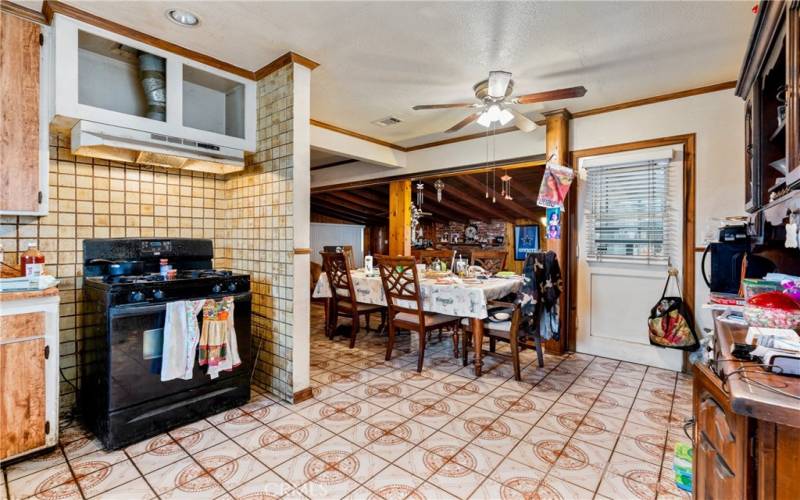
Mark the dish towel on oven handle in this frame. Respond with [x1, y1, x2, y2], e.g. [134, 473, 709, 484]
[199, 296, 241, 379]
[161, 299, 206, 381]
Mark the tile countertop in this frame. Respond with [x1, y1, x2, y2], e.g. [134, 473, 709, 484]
[0, 286, 59, 302]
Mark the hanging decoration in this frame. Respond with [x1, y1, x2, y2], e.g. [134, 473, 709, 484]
[434, 179, 445, 202]
[500, 172, 513, 200]
[416, 181, 424, 207]
[536, 148, 575, 209]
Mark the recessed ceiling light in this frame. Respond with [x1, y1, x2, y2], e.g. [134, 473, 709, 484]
[165, 9, 200, 27]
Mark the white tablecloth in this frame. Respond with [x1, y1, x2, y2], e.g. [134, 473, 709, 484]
[312, 270, 524, 319]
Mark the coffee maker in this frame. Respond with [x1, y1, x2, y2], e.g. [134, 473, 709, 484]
[701, 225, 775, 294]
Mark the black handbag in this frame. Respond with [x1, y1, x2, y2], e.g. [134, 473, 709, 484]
[647, 272, 698, 350]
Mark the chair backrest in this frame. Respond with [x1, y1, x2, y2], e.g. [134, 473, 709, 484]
[470, 250, 508, 273]
[412, 249, 455, 266]
[321, 251, 356, 306]
[323, 245, 356, 269]
[375, 255, 424, 320]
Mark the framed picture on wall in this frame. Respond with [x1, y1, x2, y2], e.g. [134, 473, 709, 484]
[514, 224, 540, 261]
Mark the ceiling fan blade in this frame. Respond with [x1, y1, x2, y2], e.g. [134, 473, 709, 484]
[445, 112, 481, 133]
[512, 85, 587, 104]
[509, 108, 537, 133]
[488, 71, 512, 98]
[412, 103, 478, 110]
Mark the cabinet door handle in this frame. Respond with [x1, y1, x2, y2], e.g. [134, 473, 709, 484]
[699, 431, 715, 453]
[714, 454, 735, 479]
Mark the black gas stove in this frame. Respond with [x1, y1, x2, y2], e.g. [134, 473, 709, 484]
[81, 238, 251, 449]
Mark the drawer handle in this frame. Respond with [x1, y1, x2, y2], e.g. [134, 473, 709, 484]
[699, 431, 715, 453]
[702, 395, 735, 444]
[714, 454, 735, 479]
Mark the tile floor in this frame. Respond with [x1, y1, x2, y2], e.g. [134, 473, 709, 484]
[2, 305, 693, 500]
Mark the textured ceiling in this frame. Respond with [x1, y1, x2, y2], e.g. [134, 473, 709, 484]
[62, 1, 754, 146]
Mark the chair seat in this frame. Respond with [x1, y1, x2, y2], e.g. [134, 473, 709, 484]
[395, 311, 459, 328]
[337, 300, 384, 314]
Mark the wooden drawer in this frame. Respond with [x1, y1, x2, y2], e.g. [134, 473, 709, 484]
[0, 312, 45, 342]
[693, 363, 752, 499]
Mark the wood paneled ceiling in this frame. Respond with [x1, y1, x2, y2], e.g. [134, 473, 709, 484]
[311, 167, 546, 225]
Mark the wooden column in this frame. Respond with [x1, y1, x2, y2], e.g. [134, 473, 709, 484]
[543, 109, 571, 355]
[388, 180, 412, 256]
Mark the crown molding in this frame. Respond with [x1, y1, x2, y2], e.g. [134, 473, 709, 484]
[571, 81, 737, 119]
[1, 0, 47, 24]
[254, 51, 320, 80]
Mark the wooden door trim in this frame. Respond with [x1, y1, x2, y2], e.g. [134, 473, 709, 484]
[567, 133, 696, 352]
[0, 1, 47, 24]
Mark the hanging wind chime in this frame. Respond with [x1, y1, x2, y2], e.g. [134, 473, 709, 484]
[416, 181, 425, 207]
[433, 179, 445, 202]
[500, 172, 513, 200]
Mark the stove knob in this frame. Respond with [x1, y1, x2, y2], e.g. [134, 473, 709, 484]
[212, 284, 222, 294]
[152, 289, 165, 300]
[227, 282, 237, 292]
[130, 291, 145, 303]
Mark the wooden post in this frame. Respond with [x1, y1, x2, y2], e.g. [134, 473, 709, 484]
[543, 109, 571, 355]
[388, 180, 411, 256]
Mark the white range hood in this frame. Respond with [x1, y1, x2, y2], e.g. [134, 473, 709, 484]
[70, 120, 245, 174]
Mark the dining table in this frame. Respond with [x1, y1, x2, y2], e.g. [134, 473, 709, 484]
[312, 268, 525, 376]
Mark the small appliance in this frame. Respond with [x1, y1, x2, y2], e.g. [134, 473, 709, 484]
[701, 226, 775, 294]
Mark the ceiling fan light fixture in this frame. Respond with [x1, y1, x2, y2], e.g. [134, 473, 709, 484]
[477, 112, 492, 128]
[498, 108, 514, 126]
[486, 104, 502, 122]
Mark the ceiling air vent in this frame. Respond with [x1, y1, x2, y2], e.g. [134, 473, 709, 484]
[372, 116, 403, 127]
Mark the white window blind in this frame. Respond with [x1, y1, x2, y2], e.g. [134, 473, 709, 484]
[584, 158, 675, 263]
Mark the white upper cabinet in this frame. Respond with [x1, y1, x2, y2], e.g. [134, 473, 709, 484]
[51, 14, 255, 151]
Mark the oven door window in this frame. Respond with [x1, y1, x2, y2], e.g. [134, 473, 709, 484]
[107, 294, 250, 411]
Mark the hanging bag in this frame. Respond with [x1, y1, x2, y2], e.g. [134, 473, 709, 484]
[648, 271, 698, 350]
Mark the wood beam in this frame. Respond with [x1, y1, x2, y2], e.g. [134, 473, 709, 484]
[456, 175, 538, 220]
[543, 108, 571, 356]
[388, 180, 411, 256]
[321, 191, 387, 213]
[421, 181, 498, 222]
[310, 200, 371, 224]
[314, 194, 378, 218]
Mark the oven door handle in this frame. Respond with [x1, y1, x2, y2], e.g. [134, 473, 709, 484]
[110, 303, 168, 318]
[109, 291, 251, 318]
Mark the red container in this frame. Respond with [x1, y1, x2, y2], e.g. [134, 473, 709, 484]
[20, 242, 45, 277]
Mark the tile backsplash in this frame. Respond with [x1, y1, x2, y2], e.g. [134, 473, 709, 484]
[1, 134, 225, 415]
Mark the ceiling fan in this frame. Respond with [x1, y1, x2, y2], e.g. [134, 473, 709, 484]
[412, 71, 587, 133]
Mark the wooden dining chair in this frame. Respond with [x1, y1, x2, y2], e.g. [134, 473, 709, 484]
[321, 251, 386, 348]
[412, 249, 455, 267]
[376, 255, 461, 372]
[323, 245, 357, 269]
[470, 250, 508, 274]
[461, 300, 544, 381]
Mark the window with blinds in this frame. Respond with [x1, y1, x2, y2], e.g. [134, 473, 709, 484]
[584, 158, 674, 263]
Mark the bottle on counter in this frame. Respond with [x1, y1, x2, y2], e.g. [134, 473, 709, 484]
[20, 242, 45, 278]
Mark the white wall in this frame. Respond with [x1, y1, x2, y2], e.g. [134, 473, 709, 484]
[291, 63, 312, 396]
[311, 127, 546, 188]
[570, 89, 745, 332]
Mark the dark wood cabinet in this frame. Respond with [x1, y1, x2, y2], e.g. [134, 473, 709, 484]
[693, 320, 800, 500]
[737, 1, 799, 214]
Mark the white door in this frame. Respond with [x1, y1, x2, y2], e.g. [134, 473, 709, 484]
[576, 145, 685, 371]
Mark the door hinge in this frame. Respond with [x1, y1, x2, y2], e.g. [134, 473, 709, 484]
[45, 420, 50, 434]
[39, 33, 43, 46]
[44, 345, 50, 359]
[38, 191, 43, 204]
